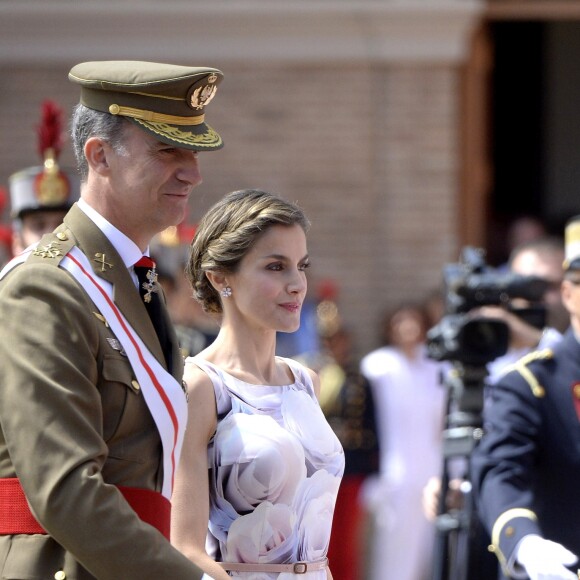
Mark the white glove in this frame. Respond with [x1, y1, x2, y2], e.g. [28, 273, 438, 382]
[515, 534, 578, 580]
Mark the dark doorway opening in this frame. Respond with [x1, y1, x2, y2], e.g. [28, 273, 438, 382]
[487, 20, 546, 265]
[488, 19, 580, 266]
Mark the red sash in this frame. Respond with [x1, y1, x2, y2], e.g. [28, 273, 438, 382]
[0, 478, 171, 540]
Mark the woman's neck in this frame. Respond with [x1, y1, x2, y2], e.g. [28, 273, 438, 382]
[202, 324, 284, 384]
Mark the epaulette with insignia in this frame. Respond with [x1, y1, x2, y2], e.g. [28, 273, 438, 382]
[500, 348, 553, 398]
[26, 227, 75, 268]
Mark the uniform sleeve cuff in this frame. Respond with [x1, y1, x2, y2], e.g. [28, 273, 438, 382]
[490, 509, 540, 576]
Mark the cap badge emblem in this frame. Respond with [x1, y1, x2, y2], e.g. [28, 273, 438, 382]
[190, 84, 218, 110]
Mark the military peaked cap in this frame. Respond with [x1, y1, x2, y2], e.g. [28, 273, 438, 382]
[68, 61, 224, 151]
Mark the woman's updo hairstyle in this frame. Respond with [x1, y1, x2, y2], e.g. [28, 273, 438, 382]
[186, 189, 310, 314]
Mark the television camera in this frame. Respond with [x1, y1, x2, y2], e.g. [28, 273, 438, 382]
[427, 246, 549, 366]
[427, 246, 550, 580]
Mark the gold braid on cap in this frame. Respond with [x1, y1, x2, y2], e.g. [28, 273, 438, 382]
[108, 104, 205, 126]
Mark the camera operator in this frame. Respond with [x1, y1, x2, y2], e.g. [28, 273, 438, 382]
[470, 219, 580, 580]
[423, 237, 566, 580]
[480, 236, 566, 386]
[424, 238, 565, 502]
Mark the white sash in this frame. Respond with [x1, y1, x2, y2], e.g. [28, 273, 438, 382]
[0, 246, 33, 278]
[1, 246, 187, 499]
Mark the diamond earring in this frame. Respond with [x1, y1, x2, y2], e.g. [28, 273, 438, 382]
[221, 286, 232, 298]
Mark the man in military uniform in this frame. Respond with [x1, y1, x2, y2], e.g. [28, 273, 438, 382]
[471, 217, 580, 580]
[9, 100, 80, 256]
[0, 61, 224, 579]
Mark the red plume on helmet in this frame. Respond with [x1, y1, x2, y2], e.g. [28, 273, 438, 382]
[32, 100, 70, 206]
[37, 100, 64, 162]
[8, 100, 80, 220]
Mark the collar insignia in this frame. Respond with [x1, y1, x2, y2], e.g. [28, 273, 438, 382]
[94, 253, 113, 272]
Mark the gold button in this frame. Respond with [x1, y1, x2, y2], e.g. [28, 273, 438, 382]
[109, 104, 120, 115]
[505, 526, 514, 537]
[55, 571, 66, 580]
[56, 232, 68, 241]
[131, 380, 141, 392]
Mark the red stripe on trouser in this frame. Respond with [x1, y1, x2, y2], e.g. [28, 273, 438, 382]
[0, 478, 171, 539]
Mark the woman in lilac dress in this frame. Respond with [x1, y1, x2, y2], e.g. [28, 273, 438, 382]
[171, 189, 345, 579]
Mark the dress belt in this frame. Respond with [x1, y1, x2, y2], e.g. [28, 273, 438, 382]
[219, 558, 328, 574]
[0, 477, 171, 540]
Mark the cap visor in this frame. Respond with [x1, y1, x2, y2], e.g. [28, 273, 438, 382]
[131, 118, 223, 151]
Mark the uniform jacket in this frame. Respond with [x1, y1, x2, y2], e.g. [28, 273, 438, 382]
[0, 204, 200, 579]
[471, 328, 580, 579]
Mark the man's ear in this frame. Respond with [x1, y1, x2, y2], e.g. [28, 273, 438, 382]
[84, 137, 110, 175]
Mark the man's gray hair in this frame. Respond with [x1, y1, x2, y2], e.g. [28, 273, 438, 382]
[70, 104, 128, 181]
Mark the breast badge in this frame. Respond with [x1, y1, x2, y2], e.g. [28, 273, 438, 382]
[106, 337, 127, 357]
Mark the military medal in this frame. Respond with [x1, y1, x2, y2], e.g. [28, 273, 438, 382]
[141, 266, 158, 303]
[134, 256, 158, 303]
[106, 337, 127, 356]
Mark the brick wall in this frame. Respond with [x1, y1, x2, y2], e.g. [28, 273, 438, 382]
[184, 62, 461, 356]
[0, 0, 483, 357]
[0, 59, 461, 357]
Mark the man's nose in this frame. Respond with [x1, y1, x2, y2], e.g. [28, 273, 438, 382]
[178, 152, 202, 188]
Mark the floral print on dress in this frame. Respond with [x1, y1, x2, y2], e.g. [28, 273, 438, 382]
[188, 356, 345, 579]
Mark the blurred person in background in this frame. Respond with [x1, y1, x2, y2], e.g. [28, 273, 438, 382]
[316, 289, 380, 580]
[494, 215, 548, 272]
[9, 100, 80, 256]
[484, 237, 567, 387]
[361, 302, 447, 580]
[506, 216, 547, 254]
[0, 188, 12, 268]
[423, 286, 446, 330]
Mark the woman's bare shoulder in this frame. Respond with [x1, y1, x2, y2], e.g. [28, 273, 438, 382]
[184, 358, 217, 399]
